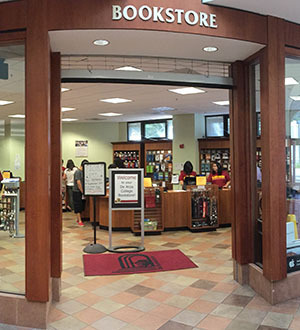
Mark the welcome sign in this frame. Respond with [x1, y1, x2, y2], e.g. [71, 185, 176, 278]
[112, 5, 218, 28]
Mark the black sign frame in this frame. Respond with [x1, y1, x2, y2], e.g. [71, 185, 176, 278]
[83, 162, 107, 197]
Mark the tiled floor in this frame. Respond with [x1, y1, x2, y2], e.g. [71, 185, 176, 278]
[2, 212, 300, 329]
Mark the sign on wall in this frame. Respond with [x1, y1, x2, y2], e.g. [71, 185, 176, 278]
[75, 140, 88, 157]
[112, 5, 218, 28]
[110, 169, 142, 209]
[83, 162, 106, 196]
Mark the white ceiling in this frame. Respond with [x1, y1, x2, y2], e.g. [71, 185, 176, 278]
[61, 82, 229, 122]
[205, 0, 300, 25]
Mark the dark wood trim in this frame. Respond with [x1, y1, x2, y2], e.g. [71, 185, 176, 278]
[0, 0, 26, 32]
[25, 0, 51, 302]
[50, 52, 62, 279]
[261, 17, 286, 281]
[47, 0, 267, 44]
[285, 46, 300, 57]
[230, 61, 253, 264]
[285, 21, 300, 49]
[0, 31, 26, 43]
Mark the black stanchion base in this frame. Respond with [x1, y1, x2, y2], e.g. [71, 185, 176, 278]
[107, 245, 145, 253]
[83, 243, 107, 254]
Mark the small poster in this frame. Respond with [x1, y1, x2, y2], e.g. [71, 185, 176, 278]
[83, 162, 106, 196]
[75, 140, 88, 157]
[110, 169, 142, 209]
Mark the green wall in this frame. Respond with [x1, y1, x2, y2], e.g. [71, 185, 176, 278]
[62, 122, 121, 169]
[173, 114, 199, 175]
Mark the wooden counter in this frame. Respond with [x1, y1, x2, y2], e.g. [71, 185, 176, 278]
[89, 196, 133, 228]
[218, 189, 232, 225]
[163, 191, 190, 228]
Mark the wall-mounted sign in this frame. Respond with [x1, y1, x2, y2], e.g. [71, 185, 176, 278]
[110, 169, 142, 209]
[112, 5, 218, 28]
[75, 140, 88, 157]
[83, 162, 106, 196]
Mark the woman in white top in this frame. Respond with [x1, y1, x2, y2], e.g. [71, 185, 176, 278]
[63, 159, 77, 211]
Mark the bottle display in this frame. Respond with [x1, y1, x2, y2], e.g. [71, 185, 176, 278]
[191, 190, 218, 228]
[114, 150, 140, 168]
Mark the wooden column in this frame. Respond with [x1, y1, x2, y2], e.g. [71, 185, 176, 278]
[26, 0, 51, 302]
[50, 52, 62, 279]
[261, 16, 286, 281]
[230, 61, 253, 264]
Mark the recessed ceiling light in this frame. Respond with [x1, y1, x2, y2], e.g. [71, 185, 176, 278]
[62, 107, 76, 112]
[99, 112, 123, 117]
[93, 39, 110, 46]
[203, 46, 218, 52]
[0, 100, 14, 106]
[290, 96, 300, 101]
[115, 66, 143, 72]
[9, 114, 25, 118]
[213, 101, 230, 106]
[62, 118, 78, 122]
[152, 107, 175, 111]
[61, 88, 70, 92]
[285, 77, 299, 86]
[100, 98, 132, 104]
[168, 87, 206, 95]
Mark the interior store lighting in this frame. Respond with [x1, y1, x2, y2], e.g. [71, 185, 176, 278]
[115, 66, 143, 72]
[99, 112, 123, 117]
[62, 118, 78, 122]
[100, 98, 132, 104]
[62, 107, 76, 112]
[93, 39, 110, 46]
[290, 96, 300, 101]
[168, 87, 205, 95]
[285, 77, 299, 85]
[152, 107, 175, 111]
[0, 100, 14, 105]
[8, 114, 25, 118]
[213, 100, 230, 106]
[203, 46, 218, 52]
[61, 88, 71, 92]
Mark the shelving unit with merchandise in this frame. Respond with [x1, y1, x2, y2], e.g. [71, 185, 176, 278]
[144, 141, 173, 185]
[111, 142, 143, 169]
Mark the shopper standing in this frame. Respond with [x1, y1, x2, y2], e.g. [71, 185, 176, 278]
[63, 159, 77, 211]
[207, 161, 231, 189]
[73, 159, 88, 226]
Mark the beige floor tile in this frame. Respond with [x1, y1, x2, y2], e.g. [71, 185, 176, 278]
[91, 299, 124, 314]
[165, 295, 196, 309]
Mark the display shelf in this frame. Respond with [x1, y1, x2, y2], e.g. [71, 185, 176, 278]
[112, 142, 143, 168]
[132, 187, 164, 233]
[144, 141, 172, 185]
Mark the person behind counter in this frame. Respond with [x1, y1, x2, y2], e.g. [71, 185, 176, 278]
[179, 161, 197, 187]
[73, 159, 88, 226]
[207, 161, 230, 189]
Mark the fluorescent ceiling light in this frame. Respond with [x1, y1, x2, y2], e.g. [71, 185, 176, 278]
[203, 46, 218, 52]
[115, 66, 142, 72]
[0, 100, 14, 106]
[168, 87, 206, 95]
[213, 101, 230, 106]
[93, 39, 110, 46]
[202, 0, 214, 3]
[62, 118, 78, 122]
[290, 96, 300, 101]
[152, 107, 175, 111]
[61, 88, 70, 92]
[62, 107, 76, 112]
[100, 98, 132, 104]
[9, 114, 25, 118]
[99, 112, 123, 117]
[285, 77, 299, 86]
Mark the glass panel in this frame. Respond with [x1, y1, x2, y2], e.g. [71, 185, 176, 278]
[206, 116, 224, 137]
[286, 56, 300, 273]
[128, 122, 141, 141]
[145, 122, 166, 139]
[250, 62, 262, 267]
[167, 119, 173, 140]
[0, 44, 25, 294]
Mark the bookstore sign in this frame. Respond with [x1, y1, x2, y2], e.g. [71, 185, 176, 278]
[112, 5, 218, 28]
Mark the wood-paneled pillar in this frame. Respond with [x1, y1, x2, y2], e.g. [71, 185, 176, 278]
[26, 0, 51, 302]
[50, 53, 62, 280]
[261, 16, 286, 281]
[230, 61, 253, 267]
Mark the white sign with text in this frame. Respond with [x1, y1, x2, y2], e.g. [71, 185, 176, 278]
[114, 174, 138, 204]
